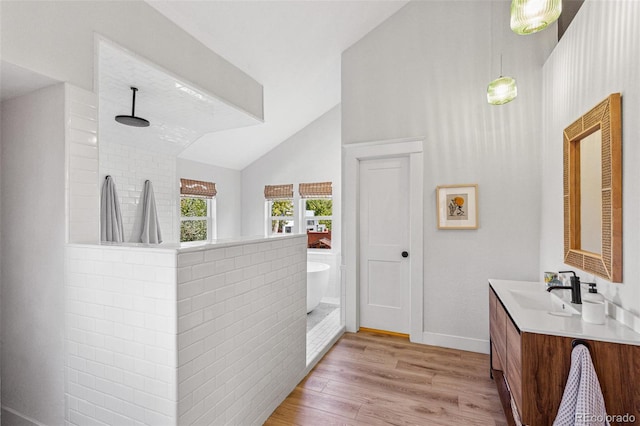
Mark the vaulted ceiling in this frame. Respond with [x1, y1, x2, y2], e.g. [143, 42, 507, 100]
[147, 1, 408, 169]
[2, 1, 581, 171]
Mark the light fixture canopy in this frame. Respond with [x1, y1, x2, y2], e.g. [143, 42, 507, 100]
[510, 0, 561, 35]
[487, 76, 517, 105]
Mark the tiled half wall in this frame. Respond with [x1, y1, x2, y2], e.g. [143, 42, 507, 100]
[65, 234, 306, 425]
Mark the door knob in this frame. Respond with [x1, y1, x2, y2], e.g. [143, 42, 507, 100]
[402, 251, 409, 258]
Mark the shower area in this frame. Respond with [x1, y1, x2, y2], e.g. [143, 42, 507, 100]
[1, 21, 344, 424]
[96, 39, 259, 247]
[99, 37, 345, 366]
[305, 257, 342, 366]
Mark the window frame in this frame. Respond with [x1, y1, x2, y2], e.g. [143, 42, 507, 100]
[299, 197, 333, 251]
[180, 196, 216, 242]
[265, 198, 296, 236]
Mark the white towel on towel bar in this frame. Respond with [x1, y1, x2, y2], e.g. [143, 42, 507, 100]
[553, 344, 609, 426]
[139, 180, 162, 244]
[100, 175, 125, 242]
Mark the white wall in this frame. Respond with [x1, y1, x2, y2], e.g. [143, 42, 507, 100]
[175, 236, 307, 425]
[242, 105, 341, 299]
[96, 156, 246, 246]
[177, 159, 243, 240]
[64, 235, 306, 426]
[540, 0, 640, 315]
[99, 150, 245, 246]
[0, 1, 263, 120]
[66, 85, 100, 244]
[99, 142, 178, 244]
[1, 84, 66, 425]
[65, 245, 178, 426]
[342, 1, 556, 348]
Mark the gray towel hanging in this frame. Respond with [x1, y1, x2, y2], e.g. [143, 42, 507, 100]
[100, 175, 125, 242]
[139, 180, 162, 244]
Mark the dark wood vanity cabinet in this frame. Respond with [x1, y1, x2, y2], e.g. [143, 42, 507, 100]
[490, 288, 524, 420]
[489, 288, 506, 371]
[489, 286, 640, 426]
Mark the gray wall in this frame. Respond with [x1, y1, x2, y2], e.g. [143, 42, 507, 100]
[540, 0, 640, 315]
[1, 84, 66, 425]
[177, 158, 244, 240]
[342, 1, 556, 345]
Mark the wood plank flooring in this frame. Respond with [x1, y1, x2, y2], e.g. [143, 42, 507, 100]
[265, 331, 507, 426]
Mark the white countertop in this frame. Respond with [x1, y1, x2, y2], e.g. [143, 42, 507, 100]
[68, 233, 305, 253]
[175, 233, 305, 253]
[489, 279, 640, 346]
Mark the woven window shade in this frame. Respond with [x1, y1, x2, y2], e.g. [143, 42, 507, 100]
[180, 179, 217, 198]
[299, 182, 332, 198]
[264, 184, 293, 200]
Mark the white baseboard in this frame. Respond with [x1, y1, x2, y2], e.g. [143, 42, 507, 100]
[422, 331, 490, 354]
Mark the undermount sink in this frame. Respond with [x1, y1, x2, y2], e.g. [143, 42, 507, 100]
[509, 289, 580, 316]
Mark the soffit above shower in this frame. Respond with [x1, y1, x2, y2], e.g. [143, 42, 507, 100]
[98, 40, 261, 156]
[0, 60, 60, 102]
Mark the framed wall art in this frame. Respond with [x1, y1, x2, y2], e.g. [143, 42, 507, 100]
[436, 184, 478, 229]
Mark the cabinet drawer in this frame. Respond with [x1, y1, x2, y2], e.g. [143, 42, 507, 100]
[490, 289, 507, 370]
[490, 342, 501, 371]
[506, 316, 522, 416]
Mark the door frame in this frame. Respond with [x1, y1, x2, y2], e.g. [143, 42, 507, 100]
[343, 137, 424, 343]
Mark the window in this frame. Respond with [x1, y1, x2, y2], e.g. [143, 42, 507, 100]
[269, 199, 295, 234]
[180, 179, 216, 242]
[299, 182, 332, 249]
[264, 184, 294, 235]
[180, 197, 211, 242]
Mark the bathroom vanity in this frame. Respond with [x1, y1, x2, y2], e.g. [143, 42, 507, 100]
[489, 279, 640, 425]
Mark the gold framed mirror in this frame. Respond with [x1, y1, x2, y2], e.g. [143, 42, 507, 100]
[564, 93, 622, 282]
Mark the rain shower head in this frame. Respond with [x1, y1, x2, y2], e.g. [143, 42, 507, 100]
[115, 87, 150, 127]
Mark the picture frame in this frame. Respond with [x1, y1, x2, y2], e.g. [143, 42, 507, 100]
[436, 184, 478, 229]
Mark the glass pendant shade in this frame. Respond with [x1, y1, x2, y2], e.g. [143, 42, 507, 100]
[510, 0, 561, 35]
[487, 76, 517, 105]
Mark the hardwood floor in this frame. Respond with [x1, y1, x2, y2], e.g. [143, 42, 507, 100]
[265, 331, 507, 426]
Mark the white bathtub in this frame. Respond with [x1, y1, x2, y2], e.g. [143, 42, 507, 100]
[307, 262, 330, 313]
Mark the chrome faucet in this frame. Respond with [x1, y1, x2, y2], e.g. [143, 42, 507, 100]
[546, 270, 581, 304]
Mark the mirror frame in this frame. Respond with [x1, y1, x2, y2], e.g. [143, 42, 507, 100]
[564, 93, 622, 282]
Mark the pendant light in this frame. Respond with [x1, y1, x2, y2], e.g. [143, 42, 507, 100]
[487, 56, 517, 105]
[510, 0, 561, 35]
[115, 87, 150, 127]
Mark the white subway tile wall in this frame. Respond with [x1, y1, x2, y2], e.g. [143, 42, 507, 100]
[176, 236, 307, 425]
[306, 309, 341, 366]
[65, 235, 306, 425]
[66, 84, 100, 244]
[99, 141, 178, 244]
[65, 245, 178, 426]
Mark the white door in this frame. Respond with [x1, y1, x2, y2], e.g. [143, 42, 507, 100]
[359, 156, 410, 334]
